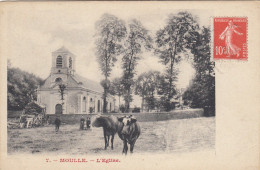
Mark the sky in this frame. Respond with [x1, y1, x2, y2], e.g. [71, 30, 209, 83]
[5, 3, 211, 107]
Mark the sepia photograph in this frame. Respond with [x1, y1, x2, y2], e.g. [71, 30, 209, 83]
[1, 2, 259, 170]
[6, 6, 215, 155]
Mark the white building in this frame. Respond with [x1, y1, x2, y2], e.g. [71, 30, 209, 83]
[37, 47, 115, 115]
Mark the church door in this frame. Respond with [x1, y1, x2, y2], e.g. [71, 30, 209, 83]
[98, 100, 100, 112]
[55, 104, 62, 114]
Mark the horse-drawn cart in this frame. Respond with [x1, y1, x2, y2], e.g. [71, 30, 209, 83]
[19, 101, 47, 128]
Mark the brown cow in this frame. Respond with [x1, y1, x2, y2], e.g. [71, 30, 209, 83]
[118, 115, 141, 154]
[92, 115, 141, 154]
[92, 115, 122, 150]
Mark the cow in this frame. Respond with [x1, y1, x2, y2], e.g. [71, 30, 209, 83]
[92, 115, 121, 150]
[117, 115, 141, 155]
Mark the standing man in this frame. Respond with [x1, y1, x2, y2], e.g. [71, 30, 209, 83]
[54, 116, 61, 132]
[80, 116, 85, 130]
[86, 117, 91, 129]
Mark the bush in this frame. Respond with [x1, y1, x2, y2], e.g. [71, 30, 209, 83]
[132, 107, 140, 113]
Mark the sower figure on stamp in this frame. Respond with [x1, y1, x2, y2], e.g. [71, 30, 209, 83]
[219, 20, 243, 57]
[80, 116, 85, 130]
[54, 116, 61, 132]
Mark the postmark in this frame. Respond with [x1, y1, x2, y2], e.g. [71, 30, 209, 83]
[213, 17, 248, 60]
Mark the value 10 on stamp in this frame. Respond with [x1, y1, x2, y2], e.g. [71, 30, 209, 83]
[214, 17, 247, 60]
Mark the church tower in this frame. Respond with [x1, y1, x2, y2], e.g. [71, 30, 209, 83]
[37, 46, 115, 115]
[50, 46, 76, 85]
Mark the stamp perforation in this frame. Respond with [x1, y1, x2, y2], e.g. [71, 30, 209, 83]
[212, 16, 248, 61]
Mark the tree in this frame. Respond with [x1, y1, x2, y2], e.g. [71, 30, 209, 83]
[95, 13, 127, 113]
[135, 73, 148, 112]
[135, 71, 160, 112]
[58, 83, 66, 114]
[155, 11, 199, 111]
[8, 67, 43, 110]
[109, 77, 124, 110]
[183, 27, 215, 116]
[156, 72, 178, 111]
[121, 19, 152, 112]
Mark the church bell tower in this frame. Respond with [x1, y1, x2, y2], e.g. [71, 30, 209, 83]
[50, 46, 76, 84]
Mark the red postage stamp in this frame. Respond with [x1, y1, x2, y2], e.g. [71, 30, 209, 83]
[214, 17, 248, 60]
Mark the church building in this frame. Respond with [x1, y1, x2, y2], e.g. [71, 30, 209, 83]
[37, 47, 115, 115]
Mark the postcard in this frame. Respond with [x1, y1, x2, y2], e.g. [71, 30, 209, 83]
[0, 1, 259, 170]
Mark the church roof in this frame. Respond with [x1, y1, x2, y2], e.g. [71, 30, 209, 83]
[53, 46, 74, 56]
[72, 74, 104, 93]
[39, 73, 103, 94]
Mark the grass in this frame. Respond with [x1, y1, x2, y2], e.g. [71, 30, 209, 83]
[8, 117, 215, 155]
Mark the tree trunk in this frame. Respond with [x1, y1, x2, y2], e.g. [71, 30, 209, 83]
[168, 52, 174, 100]
[124, 47, 134, 113]
[125, 89, 131, 113]
[168, 42, 177, 100]
[103, 88, 107, 113]
[118, 96, 121, 113]
[103, 76, 108, 113]
[141, 95, 144, 113]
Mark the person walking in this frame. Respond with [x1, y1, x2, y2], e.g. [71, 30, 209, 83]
[54, 117, 61, 132]
[86, 117, 91, 129]
[80, 116, 85, 130]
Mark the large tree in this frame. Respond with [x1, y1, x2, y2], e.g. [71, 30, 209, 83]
[183, 27, 215, 116]
[135, 71, 160, 112]
[156, 70, 179, 111]
[95, 14, 127, 113]
[155, 11, 199, 111]
[121, 19, 152, 112]
[109, 77, 124, 111]
[8, 66, 43, 110]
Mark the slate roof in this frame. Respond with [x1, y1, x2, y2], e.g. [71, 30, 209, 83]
[53, 46, 75, 56]
[39, 73, 103, 94]
[39, 75, 52, 89]
[72, 74, 103, 93]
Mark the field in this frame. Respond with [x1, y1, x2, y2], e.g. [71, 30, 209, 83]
[8, 117, 215, 155]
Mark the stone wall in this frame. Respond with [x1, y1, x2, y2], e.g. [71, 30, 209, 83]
[47, 108, 204, 124]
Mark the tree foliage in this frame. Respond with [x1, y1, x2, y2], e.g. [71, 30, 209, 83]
[135, 71, 160, 112]
[183, 27, 215, 116]
[23, 101, 45, 115]
[154, 11, 199, 110]
[95, 13, 127, 113]
[109, 77, 124, 108]
[8, 67, 44, 111]
[121, 19, 152, 112]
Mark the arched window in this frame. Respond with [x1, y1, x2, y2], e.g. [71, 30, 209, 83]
[89, 98, 94, 113]
[69, 57, 72, 69]
[55, 77, 62, 83]
[56, 55, 63, 68]
[98, 100, 100, 112]
[83, 96, 86, 112]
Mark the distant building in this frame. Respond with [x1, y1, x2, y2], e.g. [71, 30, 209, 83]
[37, 47, 115, 114]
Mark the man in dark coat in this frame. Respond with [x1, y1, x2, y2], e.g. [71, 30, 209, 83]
[54, 117, 61, 132]
[80, 116, 85, 130]
[86, 117, 91, 129]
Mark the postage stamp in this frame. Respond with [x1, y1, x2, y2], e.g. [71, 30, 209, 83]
[213, 17, 248, 60]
